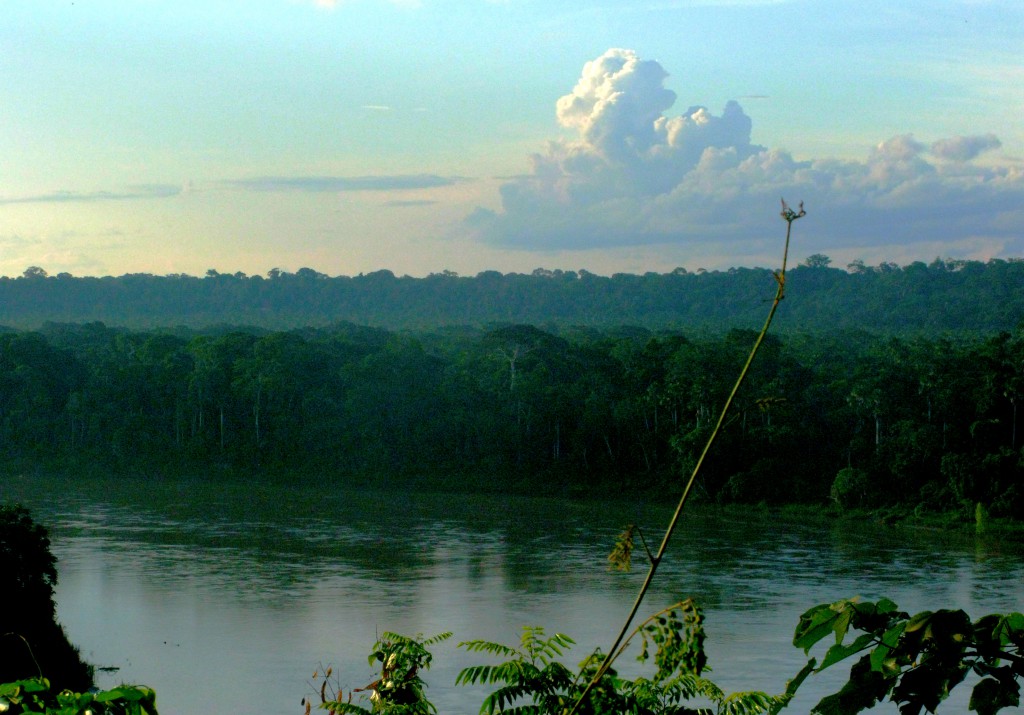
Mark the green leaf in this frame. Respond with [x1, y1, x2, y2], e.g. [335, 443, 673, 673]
[996, 612, 1024, 648]
[768, 660, 816, 715]
[875, 599, 900, 614]
[321, 702, 374, 715]
[820, 633, 876, 671]
[795, 602, 853, 653]
[421, 632, 453, 647]
[455, 665, 493, 686]
[903, 610, 934, 635]
[969, 677, 1021, 715]
[718, 690, 780, 715]
[95, 685, 155, 703]
[832, 607, 855, 645]
[811, 655, 891, 715]
[15, 678, 50, 694]
[458, 640, 520, 658]
[891, 657, 970, 715]
[869, 622, 907, 673]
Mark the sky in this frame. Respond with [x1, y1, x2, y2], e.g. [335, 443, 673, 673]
[2, 0, 1022, 279]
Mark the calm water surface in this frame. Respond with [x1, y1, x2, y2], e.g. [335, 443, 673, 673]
[3, 475, 1023, 714]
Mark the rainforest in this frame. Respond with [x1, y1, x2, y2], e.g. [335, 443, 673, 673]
[2, 256, 1024, 518]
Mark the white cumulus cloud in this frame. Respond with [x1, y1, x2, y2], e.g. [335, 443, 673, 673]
[470, 48, 1024, 258]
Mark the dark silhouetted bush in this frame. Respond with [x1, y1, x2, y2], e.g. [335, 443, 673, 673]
[0, 503, 93, 691]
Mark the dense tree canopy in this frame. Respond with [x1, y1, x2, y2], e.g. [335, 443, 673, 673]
[1, 322, 1021, 518]
[0, 258, 1022, 333]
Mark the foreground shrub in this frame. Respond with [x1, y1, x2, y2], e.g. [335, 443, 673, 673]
[308, 597, 1023, 714]
[0, 677, 157, 715]
[309, 600, 808, 715]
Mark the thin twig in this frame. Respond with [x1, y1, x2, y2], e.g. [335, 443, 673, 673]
[636, 526, 654, 564]
[2, 632, 44, 679]
[566, 200, 804, 714]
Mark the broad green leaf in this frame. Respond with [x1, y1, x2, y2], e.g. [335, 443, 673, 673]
[892, 658, 969, 715]
[795, 603, 851, 653]
[969, 677, 1021, 715]
[903, 611, 934, 635]
[875, 599, 900, 614]
[831, 606, 855, 645]
[1003, 612, 1024, 630]
[768, 660, 816, 715]
[998, 613, 1024, 647]
[95, 685, 153, 703]
[16, 678, 50, 694]
[820, 633, 876, 671]
[811, 655, 891, 715]
[870, 622, 907, 673]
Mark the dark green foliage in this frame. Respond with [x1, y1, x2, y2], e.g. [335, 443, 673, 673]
[1, 259, 1024, 334]
[315, 632, 452, 714]
[324, 600, 810, 715]
[457, 628, 579, 714]
[635, 601, 707, 681]
[317, 598, 1022, 715]
[830, 468, 874, 510]
[0, 677, 157, 714]
[795, 598, 1024, 715]
[0, 505, 93, 692]
[0, 324, 1022, 515]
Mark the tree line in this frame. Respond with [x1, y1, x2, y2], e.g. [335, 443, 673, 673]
[2, 256, 1024, 333]
[1, 321, 1021, 518]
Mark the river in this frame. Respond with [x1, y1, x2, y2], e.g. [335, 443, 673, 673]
[3, 475, 1022, 714]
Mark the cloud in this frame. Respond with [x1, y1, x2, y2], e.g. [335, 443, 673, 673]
[930, 133, 1002, 162]
[0, 184, 182, 205]
[384, 199, 439, 207]
[1, 175, 462, 210]
[471, 48, 1024, 256]
[226, 174, 461, 192]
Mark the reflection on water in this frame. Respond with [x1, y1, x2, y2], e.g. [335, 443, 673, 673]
[2, 475, 1022, 714]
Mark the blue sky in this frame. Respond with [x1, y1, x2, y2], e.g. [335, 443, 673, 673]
[2, 0, 1022, 278]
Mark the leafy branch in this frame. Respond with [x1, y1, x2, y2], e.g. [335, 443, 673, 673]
[319, 632, 453, 715]
[794, 598, 1024, 715]
[457, 628, 578, 714]
[0, 677, 158, 715]
[452, 600, 809, 715]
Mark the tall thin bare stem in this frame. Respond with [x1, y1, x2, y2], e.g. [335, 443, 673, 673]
[566, 200, 805, 715]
